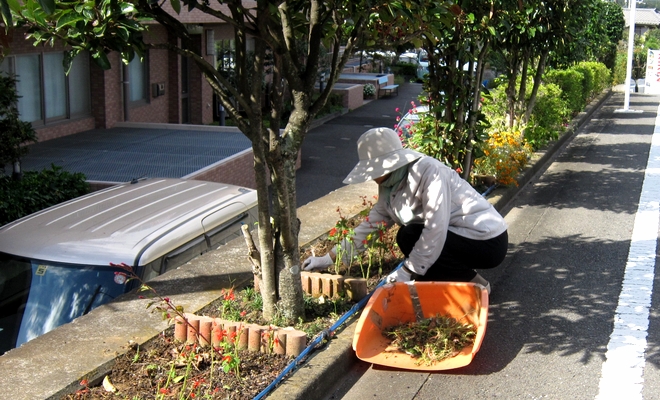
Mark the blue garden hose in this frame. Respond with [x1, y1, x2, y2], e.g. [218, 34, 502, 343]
[252, 261, 403, 400]
[481, 183, 497, 197]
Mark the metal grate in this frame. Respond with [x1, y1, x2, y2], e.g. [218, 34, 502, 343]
[19, 126, 252, 183]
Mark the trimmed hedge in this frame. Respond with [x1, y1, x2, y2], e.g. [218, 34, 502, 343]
[0, 165, 90, 226]
[525, 82, 570, 150]
[544, 68, 585, 114]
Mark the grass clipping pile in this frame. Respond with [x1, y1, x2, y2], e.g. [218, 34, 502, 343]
[384, 314, 477, 365]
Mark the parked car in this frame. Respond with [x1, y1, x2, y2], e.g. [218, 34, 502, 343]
[0, 178, 258, 354]
[399, 51, 418, 64]
[416, 49, 429, 81]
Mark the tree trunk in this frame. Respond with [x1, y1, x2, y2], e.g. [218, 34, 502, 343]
[517, 51, 529, 120]
[523, 50, 548, 125]
[505, 49, 520, 129]
[461, 40, 489, 180]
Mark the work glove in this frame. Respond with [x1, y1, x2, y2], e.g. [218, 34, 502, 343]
[386, 263, 414, 283]
[302, 253, 333, 271]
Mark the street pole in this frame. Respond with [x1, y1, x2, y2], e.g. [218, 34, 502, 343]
[617, 0, 641, 113]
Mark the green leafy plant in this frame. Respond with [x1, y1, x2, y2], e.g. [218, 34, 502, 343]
[361, 221, 394, 278]
[218, 288, 248, 321]
[212, 325, 243, 377]
[0, 164, 90, 226]
[0, 72, 38, 178]
[327, 207, 357, 275]
[525, 82, 570, 150]
[398, 100, 466, 171]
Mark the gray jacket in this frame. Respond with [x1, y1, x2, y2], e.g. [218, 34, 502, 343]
[338, 156, 507, 275]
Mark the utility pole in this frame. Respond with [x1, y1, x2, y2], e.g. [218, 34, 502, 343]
[617, 0, 642, 113]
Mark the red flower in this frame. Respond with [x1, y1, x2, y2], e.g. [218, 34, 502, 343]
[329, 227, 338, 237]
[79, 379, 89, 387]
[223, 355, 233, 363]
[240, 311, 247, 317]
[223, 289, 235, 301]
[160, 388, 170, 394]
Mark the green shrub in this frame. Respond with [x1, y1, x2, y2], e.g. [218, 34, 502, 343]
[573, 63, 595, 106]
[572, 61, 610, 103]
[526, 82, 570, 150]
[480, 77, 508, 129]
[392, 62, 417, 77]
[613, 50, 628, 84]
[544, 68, 585, 114]
[0, 165, 90, 226]
[579, 61, 611, 96]
[317, 93, 344, 117]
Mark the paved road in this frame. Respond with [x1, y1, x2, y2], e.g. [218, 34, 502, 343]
[319, 91, 660, 399]
[296, 81, 423, 207]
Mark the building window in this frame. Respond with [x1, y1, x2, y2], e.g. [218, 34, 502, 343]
[0, 51, 91, 124]
[128, 54, 148, 103]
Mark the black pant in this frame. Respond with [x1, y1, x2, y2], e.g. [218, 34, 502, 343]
[396, 224, 508, 282]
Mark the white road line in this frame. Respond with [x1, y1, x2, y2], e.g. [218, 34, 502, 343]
[596, 106, 660, 399]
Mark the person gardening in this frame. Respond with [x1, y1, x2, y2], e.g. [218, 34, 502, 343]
[302, 127, 508, 293]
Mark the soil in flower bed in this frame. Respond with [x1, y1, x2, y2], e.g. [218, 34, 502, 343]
[65, 330, 290, 399]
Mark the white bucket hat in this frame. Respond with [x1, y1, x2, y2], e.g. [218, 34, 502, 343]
[343, 127, 424, 184]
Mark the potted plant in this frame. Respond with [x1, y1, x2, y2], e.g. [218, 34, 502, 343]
[363, 83, 376, 99]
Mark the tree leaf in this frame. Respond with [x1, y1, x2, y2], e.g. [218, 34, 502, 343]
[0, 0, 12, 27]
[170, 0, 180, 14]
[119, 3, 135, 14]
[55, 12, 84, 29]
[62, 49, 78, 75]
[92, 50, 111, 70]
[36, 0, 54, 15]
[116, 25, 129, 42]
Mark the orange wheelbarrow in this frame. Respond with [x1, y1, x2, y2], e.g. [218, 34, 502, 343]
[352, 281, 489, 371]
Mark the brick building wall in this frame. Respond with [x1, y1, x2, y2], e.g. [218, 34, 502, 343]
[98, 52, 124, 129]
[187, 150, 257, 189]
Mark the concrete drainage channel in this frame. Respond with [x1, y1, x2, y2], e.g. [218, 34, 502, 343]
[0, 90, 612, 399]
